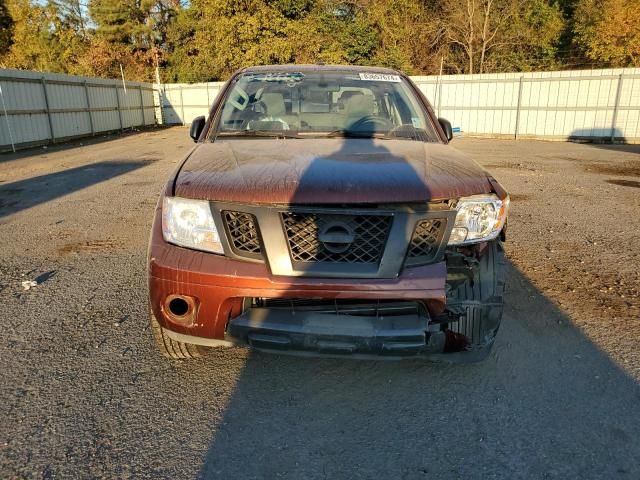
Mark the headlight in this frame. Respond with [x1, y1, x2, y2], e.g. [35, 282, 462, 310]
[162, 196, 223, 254]
[448, 194, 509, 245]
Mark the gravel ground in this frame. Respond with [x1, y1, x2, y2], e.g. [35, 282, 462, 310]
[1, 128, 639, 479]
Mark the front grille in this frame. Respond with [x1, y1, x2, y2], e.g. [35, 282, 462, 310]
[281, 212, 392, 264]
[405, 218, 446, 266]
[222, 211, 263, 259]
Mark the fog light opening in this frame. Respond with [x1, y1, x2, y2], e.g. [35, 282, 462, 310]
[168, 296, 190, 317]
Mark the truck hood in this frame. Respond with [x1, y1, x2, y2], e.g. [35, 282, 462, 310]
[174, 138, 494, 204]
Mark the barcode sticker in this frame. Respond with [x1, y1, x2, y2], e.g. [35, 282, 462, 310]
[358, 73, 402, 82]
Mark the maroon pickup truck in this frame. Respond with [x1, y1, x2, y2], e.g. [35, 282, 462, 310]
[148, 65, 509, 361]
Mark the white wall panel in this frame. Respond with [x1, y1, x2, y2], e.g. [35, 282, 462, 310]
[1, 68, 156, 151]
[2, 67, 639, 151]
[411, 68, 640, 141]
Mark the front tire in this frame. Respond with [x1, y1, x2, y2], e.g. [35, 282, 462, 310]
[444, 240, 506, 360]
[149, 309, 205, 359]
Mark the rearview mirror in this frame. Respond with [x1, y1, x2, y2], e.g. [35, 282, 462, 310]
[190, 116, 206, 142]
[438, 118, 453, 142]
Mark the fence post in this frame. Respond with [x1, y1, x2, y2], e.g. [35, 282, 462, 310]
[610, 73, 624, 143]
[179, 85, 185, 125]
[0, 83, 16, 152]
[41, 77, 55, 144]
[158, 85, 164, 125]
[138, 86, 145, 126]
[114, 84, 123, 131]
[83, 81, 94, 136]
[514, 76, 524, 140]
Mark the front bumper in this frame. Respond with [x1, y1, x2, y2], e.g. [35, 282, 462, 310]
[149, 209, 449, 349]
[226, 307, 448, 357]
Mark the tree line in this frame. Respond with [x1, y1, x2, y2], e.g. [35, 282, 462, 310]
[0, 0, 638, 83]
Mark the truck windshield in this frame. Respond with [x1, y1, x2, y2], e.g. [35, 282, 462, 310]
[211, 71, 439, 142]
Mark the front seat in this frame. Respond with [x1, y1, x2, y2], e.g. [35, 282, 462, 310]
[337, 91, 362, 111]
[260, 93, 298, 128]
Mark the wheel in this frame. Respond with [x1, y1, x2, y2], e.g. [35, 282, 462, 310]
[149, 309, 205, 359]
[444, 240, 506, 360]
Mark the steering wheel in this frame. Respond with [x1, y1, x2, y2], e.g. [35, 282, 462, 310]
[348, 116, 393, 132]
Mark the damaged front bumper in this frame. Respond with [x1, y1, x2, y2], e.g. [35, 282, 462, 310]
[149, 207, 500, 361]
[161, 299, 497, 361]
[226, 302, 446, 357]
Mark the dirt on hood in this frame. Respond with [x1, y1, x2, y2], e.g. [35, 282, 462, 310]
[173, 138, 495, 204]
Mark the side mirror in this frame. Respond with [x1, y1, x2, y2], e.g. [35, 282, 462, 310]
[190, 116, 206, 142]
[438, 118, 453, 142]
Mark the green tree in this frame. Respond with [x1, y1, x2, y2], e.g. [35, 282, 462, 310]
[270, 0, 314, 19]
[53, 0, 87, 37]
[0, 0, 63, 71]
[484, 0, 565, 72]
[303, 1, 378, 65]
[165, 0, 387, 81]
[0, 0, 628, 81]
[441, 0, 564, 73]
[166, 0, 296, 82]
[163, 3, 197, 81]
[88, 0, 181, 80]
[0, 0, 14, 55]
[574, 0, 640, 66]
[366, 0, 445, 74]
[0, 0, 95, 74]
[51, 0, 94, 76]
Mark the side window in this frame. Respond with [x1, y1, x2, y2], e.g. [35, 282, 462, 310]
[220, 85, 267, 129]
[394, 89, 426, 129]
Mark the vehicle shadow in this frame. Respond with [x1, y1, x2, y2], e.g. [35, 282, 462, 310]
[0, 160, 152, 218]
[570, 128, 639, 154]
[0, 127, 166, 161]
[193, 135, 639, 478]
[196, 259, 639, 479]
[581, 143, 640, 155]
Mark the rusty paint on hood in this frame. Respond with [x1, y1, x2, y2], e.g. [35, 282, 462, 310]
[173, 138, 494, 204]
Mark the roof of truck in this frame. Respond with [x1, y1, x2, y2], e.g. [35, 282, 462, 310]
[239, 64, 403, 75]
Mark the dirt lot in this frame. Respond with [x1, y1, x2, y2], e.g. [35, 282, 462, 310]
[1, 128, 639, 479]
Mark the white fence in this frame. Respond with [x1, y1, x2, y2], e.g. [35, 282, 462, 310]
[414, 68, 640, 142]
[0, 69, 156, 152]
[158, 68, 640, 142]
[158, 82, 225, 125]
[2, 67, 640, 151]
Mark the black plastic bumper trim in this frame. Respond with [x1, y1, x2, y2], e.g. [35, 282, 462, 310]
[228, 307, 445, 357]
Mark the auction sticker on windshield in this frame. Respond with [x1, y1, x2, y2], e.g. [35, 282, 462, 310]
[359, 73, 401, 82]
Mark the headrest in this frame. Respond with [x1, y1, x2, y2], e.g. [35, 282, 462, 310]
[261, 92, 286, 117]
[338, 91, 363, 103]
[345, 94, 375, 118]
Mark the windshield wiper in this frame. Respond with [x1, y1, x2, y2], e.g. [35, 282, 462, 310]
[324, 127, 427, 141]
[215, 130, 301, 139]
